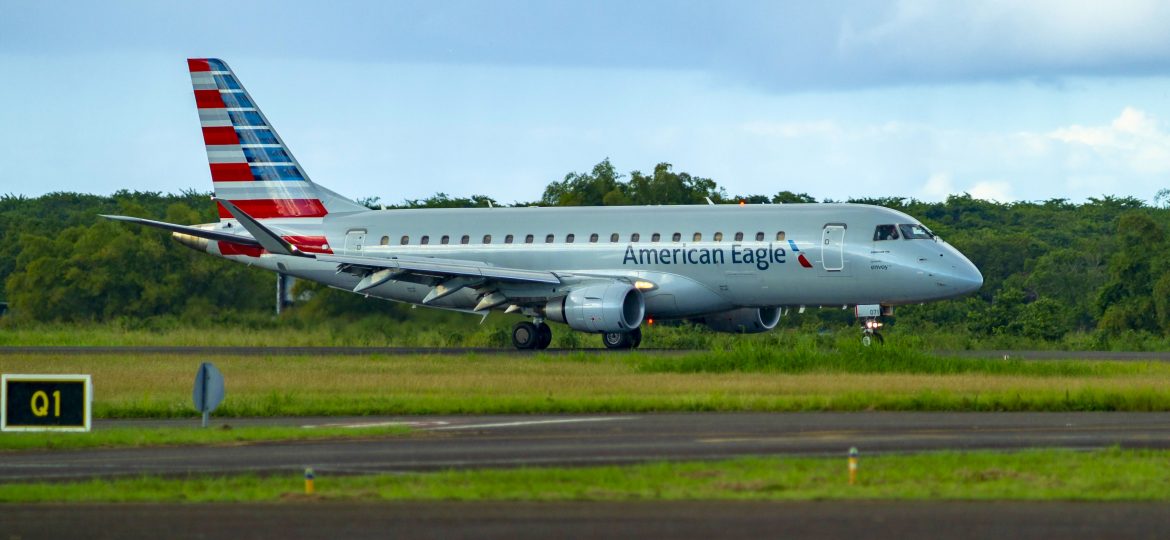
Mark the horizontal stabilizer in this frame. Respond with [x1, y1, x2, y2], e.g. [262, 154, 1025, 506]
[101, 215, 260, 247]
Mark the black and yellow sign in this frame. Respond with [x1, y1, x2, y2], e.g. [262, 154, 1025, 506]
[1, 374, 91, 432]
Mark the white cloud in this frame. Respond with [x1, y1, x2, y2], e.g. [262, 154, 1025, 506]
[920, 172, 954, 199]
[1048, 106, 1170, 174]
[838, 0, 1170, 84]
[968, 181, 1014, 202]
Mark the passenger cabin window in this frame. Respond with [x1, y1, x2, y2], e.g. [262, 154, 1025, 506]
[713, 232, 723, 242]
[776, 231, 786, 241]
[525, 234, 534, 244]
[420, 235, 429, 245]
[483, 234, 492, 244]
[631, 233, 640, 242]
[589, 233, 599, 243]
[672, 232, 681, 242]
[651, 233, 661, 242]
[899, 224, 935, 240]
[400, 235, 409, 245]
[380, 236, 389, 245]
[693, 232, 702, 242]
[734, 232, 743, 241]
[610, 233, 619, 242]
[874, 225, 899, 241]
[566, 234, 575, 243]
[460, 235, 469, 245]
[441, 235, 450, 245]
[545, 234, 555, 243]
[505, 234, 514, 244]
[755, 232, 765, 241]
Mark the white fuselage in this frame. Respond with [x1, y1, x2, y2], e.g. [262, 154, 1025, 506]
[199, 203, 983, 319]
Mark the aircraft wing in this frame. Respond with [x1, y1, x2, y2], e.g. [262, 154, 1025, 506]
[316, 253, 561, 285]
[101, 215, 261, 247]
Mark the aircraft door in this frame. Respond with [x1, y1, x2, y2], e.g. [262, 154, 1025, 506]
[345, 229, 367, 255]
[821, 224, 845, 271]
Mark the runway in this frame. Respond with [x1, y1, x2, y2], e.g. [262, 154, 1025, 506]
[7, 501, 1170, 540]
[3, 345, 1169, 360]
[6, 412, 1170, 481]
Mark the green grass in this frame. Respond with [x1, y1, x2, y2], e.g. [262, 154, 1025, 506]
[2, 449, 1168, 502]
[0, 424, 411, 451]
[4, 351, 1170, 417]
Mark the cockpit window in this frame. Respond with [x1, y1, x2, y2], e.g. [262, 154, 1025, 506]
[873, 225, 899, 241]
[899, 223, 935, 240]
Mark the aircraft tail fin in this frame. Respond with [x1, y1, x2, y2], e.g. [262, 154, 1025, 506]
[186, 58, 367, 221]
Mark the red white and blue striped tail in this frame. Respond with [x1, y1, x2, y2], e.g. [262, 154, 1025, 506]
[187, 58, 366, 225]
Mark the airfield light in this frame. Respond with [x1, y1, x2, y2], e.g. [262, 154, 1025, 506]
[848, 447, 859, 485]
[647, 318, 654, 325]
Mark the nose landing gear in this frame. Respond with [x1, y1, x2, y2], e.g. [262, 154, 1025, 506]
[862, 318, 884, 346]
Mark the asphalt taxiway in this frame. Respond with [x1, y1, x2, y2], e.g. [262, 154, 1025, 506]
[6, 412, 1170, 481]
[7, 501, 1170, 540]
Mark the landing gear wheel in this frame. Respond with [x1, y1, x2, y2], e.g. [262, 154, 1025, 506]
[602, 331, 631, 349]
[602, 327, 641, 350]
[861, 331, 884, 347]
[535, 323, 553, 350]
[512, 321, 538, 350]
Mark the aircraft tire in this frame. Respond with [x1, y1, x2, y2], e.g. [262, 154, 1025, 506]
[535, 323, 553, 350]
[602, 331, 633, 349]
[512, 321, 539, 349]
[629, 327, 642, 349]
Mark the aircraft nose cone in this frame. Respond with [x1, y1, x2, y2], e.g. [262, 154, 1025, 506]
[952, 259, 983, 295]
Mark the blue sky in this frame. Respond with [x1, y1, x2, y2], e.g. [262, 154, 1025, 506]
[3, 0, 1170, 204]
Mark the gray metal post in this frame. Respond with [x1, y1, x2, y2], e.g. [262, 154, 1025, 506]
[276, 274, 294, 315]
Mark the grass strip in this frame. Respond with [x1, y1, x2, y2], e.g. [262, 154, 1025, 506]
[0, 424, 410, 452]
[4, 353, 1170, 417]
[2, 449, 1167, 502]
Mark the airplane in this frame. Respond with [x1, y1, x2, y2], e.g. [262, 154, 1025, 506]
[105, 58, 984, 350]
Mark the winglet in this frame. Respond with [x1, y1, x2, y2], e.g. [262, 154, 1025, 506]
[214, 198, 306, 257]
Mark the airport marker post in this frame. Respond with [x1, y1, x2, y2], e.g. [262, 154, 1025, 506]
[848, 447, 859, 485]
[192, 362, 225, 428]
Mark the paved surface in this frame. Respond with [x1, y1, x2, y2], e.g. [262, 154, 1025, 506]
[4, 345, 1170, 359]
[7, 412, 1170, 480]
[5, 501, 1170, 540]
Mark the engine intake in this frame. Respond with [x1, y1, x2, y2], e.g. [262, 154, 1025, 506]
[702, 307, 782, 334]
[546, 283, 644, 333]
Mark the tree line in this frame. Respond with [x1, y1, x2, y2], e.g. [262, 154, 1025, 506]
[2, 159, 1167, 344]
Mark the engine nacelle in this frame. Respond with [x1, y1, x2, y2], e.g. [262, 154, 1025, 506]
[545, 283, 645, 333]
[702, 307, 783, 334]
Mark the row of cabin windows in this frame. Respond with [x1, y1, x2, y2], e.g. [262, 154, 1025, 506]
[379, 231, 787, 246]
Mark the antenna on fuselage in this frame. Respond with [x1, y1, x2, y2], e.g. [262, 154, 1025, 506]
[704, 197, 715, 205]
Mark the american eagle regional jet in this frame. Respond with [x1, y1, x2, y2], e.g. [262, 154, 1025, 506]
[107, 58, 983, 350]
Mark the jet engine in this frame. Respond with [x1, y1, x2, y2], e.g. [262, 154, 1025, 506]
[701, 307, 783, 334]
[545, 283, 644, 333]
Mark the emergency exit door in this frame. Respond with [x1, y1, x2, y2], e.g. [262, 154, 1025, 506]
[345, 229, 367, 255]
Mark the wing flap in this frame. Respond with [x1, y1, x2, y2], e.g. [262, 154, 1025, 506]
[316, 253, 561, 285]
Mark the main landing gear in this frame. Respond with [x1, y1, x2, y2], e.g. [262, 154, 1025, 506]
[602, 327, 642, 350]
[862, 318, 884, 346]
[512, 321, 643, 350]
[512, 320, 553, 350]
